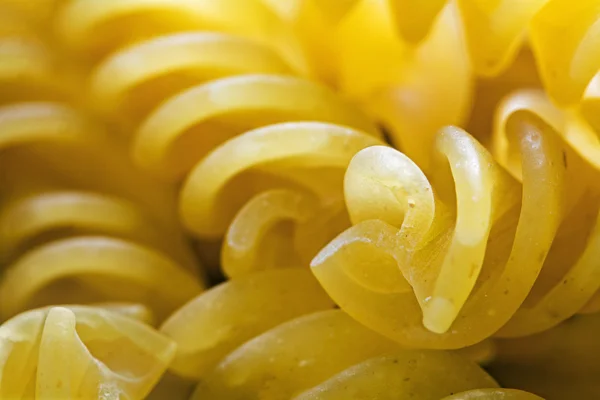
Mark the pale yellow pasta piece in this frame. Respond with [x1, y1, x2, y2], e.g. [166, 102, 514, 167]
[191, 309, 403, 399]
[134, 74, 379, 179]
[491, 90, 600, 337]
[0, 102, 204, 321]
[55, 0, 307, 74]
[0, 306, 175, 399]
[0, 237, 202, 321]
[312, 118, 567, 347]
[293, 351, 498, 400]
[160, 268, 335, 379]
[178, 122, 381, 276]
[442, 389, 544, 400]
[133, 74, 380, 276]
[90, 32, 294, 129]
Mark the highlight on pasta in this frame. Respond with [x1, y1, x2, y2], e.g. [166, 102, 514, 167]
[0, 0, 598, 399]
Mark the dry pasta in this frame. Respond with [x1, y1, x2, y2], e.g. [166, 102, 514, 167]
[292, 352, 501, 400]
[0, 0, 595, 399]
[311, 114, 600, 347]
[29, 0, 401, 274]
[0, 5, 203, 323]
[159, 268, 500, 400]
[378, 0, 600, 108]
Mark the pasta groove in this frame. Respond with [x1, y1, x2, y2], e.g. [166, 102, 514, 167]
[311, 115, 600, 348]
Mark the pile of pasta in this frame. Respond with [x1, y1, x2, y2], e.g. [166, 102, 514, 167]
[0, 0, 598, 399]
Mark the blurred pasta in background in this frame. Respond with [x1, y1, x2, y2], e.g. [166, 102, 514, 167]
[0, 0, 598, 399]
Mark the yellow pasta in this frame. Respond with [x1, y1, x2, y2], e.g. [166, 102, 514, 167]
[0, 0, 597, 399]
[293, 351, 498, 400]
[156, 267, 501, 399]
[490, 313, 600, 399]
[159, 268, 336, 379]
[190, 309, 496, 399]
[382, 0, 600, 106]
[0, 6, 203, 323]
[307, 0, 472, 168]
[312, 112, 599, 347]
[0, 305, 175, 399]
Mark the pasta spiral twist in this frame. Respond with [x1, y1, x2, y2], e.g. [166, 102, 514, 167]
[311, 107, 600, 348]
[130, 71, 382, 274]
[0, 1, 592, 399]
[379, 0, 600, 107]
[177, 119, 382, 277]
[0, 8, 203, 323]
[278, 0, 472, 168]
[36, 0, 400, 272]
[0, 305, 175, 399]
[53, 0, 307, 135]
[45, 0, 472, 173]
[159, 268, 501, 400]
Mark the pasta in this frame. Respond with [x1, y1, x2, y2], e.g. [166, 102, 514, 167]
[0, 0, 596, 399]
[292, 352, 502, 400]
[159, 268, 499, 400]
[0, 6, 203, 322]
[35, 0, 401, 274]
[290, 0, 472, 168]
[311, 111, 600, 346]
[380, 0, 600, 107]
[0, 305, 175, 399]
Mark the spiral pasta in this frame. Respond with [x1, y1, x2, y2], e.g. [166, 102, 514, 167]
[0, 305, 175, 399]
[379, 0, 600, 107]
[23, 0, 411, 273]
[158, 267, 502, 399]
[0, 0, 596, 399]
[32, 0, 472, 179]
[285, 0, 472, 168]
[0, 7, 203, 323]
[311, 106, 600, 347]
